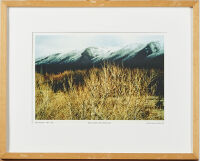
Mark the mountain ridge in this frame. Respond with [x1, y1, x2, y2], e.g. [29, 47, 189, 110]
[36, 41, 164, 73]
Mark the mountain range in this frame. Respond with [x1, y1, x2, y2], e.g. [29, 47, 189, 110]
[35, 41, 164, 73]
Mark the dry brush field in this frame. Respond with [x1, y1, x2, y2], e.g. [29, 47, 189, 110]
[35, 64, 164, 120]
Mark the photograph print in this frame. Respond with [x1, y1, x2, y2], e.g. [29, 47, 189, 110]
[35, 33, 164, 120]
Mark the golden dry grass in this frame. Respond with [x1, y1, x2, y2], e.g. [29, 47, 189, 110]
[35, 64, 164, 120]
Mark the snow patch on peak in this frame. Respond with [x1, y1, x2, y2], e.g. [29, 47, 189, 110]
[81, 47, 114, 62]
[147, 42, 161, 53]
[36, 53, 62, 65]
[122, 43, 145, 51]
[108, 43, 146, 61]
[147, 41, 164, 58]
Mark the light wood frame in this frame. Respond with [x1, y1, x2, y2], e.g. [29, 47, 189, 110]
[0, 0, 199, 160]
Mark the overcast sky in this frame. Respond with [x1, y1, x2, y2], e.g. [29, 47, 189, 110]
[34, 33, 164, 59]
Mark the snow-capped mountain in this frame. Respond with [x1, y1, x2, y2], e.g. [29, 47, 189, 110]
[35, 41, 164, 73]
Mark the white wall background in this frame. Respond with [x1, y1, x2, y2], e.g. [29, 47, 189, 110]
[0, 0, 199, 159]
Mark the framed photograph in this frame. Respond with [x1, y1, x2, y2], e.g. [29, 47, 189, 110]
[0, 0, 199, 160]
